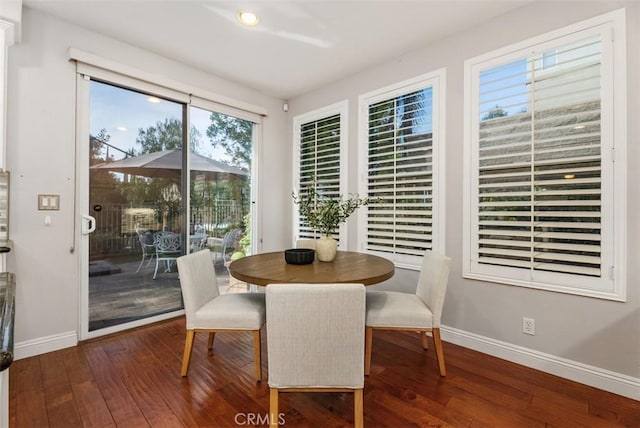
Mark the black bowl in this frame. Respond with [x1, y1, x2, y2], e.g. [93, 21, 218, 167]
[284, 248, 315, 265]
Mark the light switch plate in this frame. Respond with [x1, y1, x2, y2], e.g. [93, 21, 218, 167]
[38, 194, 60, 211]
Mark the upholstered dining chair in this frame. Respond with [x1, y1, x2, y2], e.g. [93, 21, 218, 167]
[266, 283, 366, 428]
[365, 250, 451, 376]
[176, 249, 265, 380]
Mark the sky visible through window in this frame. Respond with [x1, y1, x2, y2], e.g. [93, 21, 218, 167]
[90, 81, 229, 162]
[479, 58, 528, 119]
[393, 87, 433, 134]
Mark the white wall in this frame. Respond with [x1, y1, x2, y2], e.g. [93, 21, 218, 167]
[288, 0, 640, 388]
[6, 8, 290, 352]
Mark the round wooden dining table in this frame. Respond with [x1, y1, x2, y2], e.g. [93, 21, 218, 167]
[228, 250, 395, 286]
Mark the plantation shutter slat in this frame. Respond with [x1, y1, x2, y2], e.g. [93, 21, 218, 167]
[365, 87, 434, 257]
[475, 33, 604, 279]
[298, 113, 342, 240]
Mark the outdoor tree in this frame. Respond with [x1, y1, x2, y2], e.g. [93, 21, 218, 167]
[89, 130, 124, 204]
[91, 128, 111, 165]
[205, 112, 253, 221]
[136, 117, 202, 154]
[206, 112, 252, 169]
[482, 105, 509, 120]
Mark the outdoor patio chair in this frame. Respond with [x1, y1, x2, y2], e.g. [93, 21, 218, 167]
[135, 225, 156, 272]
[222, 229, 242, 262]
[153, 231, 182, 279]
[194, 235, 208, 252]
[210, 228, 243, 264]
[190, 232, 208, 253]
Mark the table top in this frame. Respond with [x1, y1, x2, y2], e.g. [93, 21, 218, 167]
[228, 250, 395, 286]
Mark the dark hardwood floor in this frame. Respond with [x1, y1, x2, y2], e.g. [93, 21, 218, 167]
[9, 317, 639, 427]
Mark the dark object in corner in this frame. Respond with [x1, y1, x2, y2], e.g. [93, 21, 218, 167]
[284, 248, 315, 265]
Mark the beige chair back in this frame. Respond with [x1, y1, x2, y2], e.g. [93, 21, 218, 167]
[266, 283, 365, 389]
[415, 250, 451, 327]
[176, 250, 220, 329]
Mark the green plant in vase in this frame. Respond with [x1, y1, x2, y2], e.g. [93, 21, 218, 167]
[293, 183, 371, 261]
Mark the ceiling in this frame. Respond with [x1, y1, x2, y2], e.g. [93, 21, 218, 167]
[24, 0, 532, 100]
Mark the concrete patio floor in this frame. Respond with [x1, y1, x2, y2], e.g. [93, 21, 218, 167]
[88, 252, 248, 331]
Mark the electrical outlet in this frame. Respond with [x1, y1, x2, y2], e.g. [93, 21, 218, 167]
[523, 317, 535, 335]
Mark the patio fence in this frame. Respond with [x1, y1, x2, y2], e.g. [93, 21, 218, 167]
[89, 201, 248, 258]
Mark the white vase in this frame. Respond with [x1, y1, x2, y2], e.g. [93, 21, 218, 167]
[315, 236, 337, 262]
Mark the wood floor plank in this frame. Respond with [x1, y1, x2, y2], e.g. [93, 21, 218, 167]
[146, 324, 251, 427]
[366, 375, 472, 427]
[81, 343, 150, 427]
[9, 318, 640, 428]
[102, 334, 183, 427]
[529, 386, 627, 428]
[133, 327, 219, 427]
[588, 389, 640, 426]
[446, 394, 545, 428]
[277, 391, 356, 427]
[39, 350, 83, 427]
[12, 356, 49, 427]
[446, 367, 533, 409]
[372, 361, 451, 406]
[367, 387, 455, 427]
[58, 346, 116, 428]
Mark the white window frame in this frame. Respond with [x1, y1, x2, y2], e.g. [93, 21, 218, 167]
[292, 101, 349, 248]
[463, 9, 627, 301]
[358, 69, 446, 270]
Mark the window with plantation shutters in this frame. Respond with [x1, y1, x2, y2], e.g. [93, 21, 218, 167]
[463, 10, 627, 301]
[359, 71, 445, 268]
[293, 102, 347, 244]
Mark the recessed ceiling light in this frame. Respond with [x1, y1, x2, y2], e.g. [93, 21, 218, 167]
[237, 11, 259, 27]
[147, 96, 161, 104]
[564, 174, 576, 179]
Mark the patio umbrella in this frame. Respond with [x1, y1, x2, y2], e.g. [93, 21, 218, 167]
[91, 149, 248, 180]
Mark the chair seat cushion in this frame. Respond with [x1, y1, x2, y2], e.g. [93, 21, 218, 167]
[191, 292, 266, 330]
[366, 291, 433, 329]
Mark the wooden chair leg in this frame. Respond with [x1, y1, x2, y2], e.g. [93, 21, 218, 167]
[364, 327, 373, 375]
[207, 332, 215, 350]
[432, 328, 446, 376]
[269, 388, 279, 428]
[253, 330, 262, 381]
[421, 331, 429, 350]
[354, 388, 364, 428]
[181, 330, 196, 377]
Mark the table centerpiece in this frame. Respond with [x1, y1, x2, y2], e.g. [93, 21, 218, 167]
[293, 182, 371, 262]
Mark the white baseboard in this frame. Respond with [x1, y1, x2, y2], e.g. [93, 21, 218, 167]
[14, 331, 77, 360]
[441, 325, 640, 401]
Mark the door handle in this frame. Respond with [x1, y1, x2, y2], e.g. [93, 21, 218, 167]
[81, 215, 96, 235]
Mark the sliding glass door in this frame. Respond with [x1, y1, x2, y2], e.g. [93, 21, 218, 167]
[81, 77, 256, 338]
